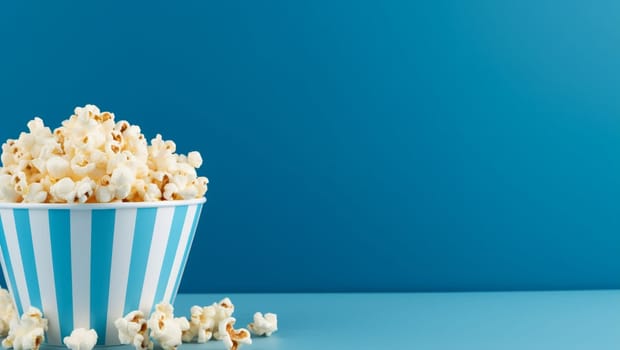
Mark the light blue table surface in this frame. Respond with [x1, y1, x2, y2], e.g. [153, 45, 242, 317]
[171, 291, 620, 350]
[39, 291, 620, 350]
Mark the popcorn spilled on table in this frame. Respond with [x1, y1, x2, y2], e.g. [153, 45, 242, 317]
[0, 289, 278, 350]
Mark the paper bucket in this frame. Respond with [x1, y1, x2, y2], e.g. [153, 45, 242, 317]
[0, 198, 205, 346]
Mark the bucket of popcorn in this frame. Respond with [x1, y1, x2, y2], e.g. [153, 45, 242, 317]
[0, 106, 209, 346]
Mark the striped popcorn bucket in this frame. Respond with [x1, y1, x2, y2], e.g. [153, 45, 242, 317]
[0, 198, 205, 346]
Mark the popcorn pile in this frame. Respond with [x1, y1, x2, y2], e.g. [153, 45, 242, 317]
[0, 105, 208, 203]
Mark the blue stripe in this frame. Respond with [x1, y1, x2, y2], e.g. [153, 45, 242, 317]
[152, 205, 188, 308]
[13, 209, 42, 310]
[48, 209, 74, 338]
[0, 210, 23, 314]
[90, 209, 116, 345]
[170, 204, 203, 305]
[123, 208, 158, 315]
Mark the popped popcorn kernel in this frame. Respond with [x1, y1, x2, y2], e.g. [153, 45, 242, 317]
[248, 312, 277, 337]
[46, 156, 70, 179]
[50, 178, 76, 203]
[110, 166, 135, 200]
[0, 175, 18, 202]
[212, 298, 235, 340]
[23, 183, 47, 204]
[0, 105, 208, 203]
[218, 317, 251, 350]
[182, 305, 216, 343]
[74, 178, 96, 203]
[63, 328, 97, 350]
[147, 303, 189, 350]
[0, 289, 17, 337]
[187, 151, 202, 168]
[114, 310, 152, 350]
[2, 307, 48, 350]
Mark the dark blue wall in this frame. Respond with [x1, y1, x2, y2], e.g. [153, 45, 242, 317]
[1, 1, 620, 292]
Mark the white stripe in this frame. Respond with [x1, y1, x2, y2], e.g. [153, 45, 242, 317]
[0, 210, 30, 310]
[105, 208, 137, 345]
[138, 207, 175, 313]
[29, 210, 61, 345]
[162, 205, 197, 302]
[70, 210, 91, 329]
[0, 239, 17, 311]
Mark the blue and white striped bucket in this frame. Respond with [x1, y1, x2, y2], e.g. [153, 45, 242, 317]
[0, 198, 205, 346]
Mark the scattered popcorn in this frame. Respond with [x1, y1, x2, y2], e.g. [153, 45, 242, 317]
[0, 289, 17, 336]
[63, 328, 97, 350]
[2, 307, 48, 350]
[218, 318, 251, 350]
[212, 298, 235, 340]
[181, 297, 240, 343]
[147, 303, 189, 350]
[248, 312, 277, 337]
[182, 305, 216, 343]
[114, 310, 152, 350]
[0, 105, 208, 203]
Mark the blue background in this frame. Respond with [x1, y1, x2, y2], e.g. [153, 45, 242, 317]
[0, 1, 619, 292]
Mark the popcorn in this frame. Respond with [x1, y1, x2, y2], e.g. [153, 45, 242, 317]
[23, 183, 47, 204]
[110, 166, 135, 200]
[95, 185, 115, 203]
[0, 105, 208, 203]
[46, 156, 70, 179]
[147, 303, 189, 350]
[248, 312, 277, 337]
[181, 297, 279, 346]
[148, 135, 178, 173]
[218, 318, 251, 350]
[74, 178, 96, 203]
[212, 298, 235, 340]
[114, 310, 152, 350]
[0, 174, 19, 202]
[50, 178, 76, 203]
[0, 289, 17, 336]
[63, 328, 97, 350]
[182, 298, 234, 343]
[12, 172, 27, 197]
[2, 307, 48, 350]
[177, 184, 198, 201]
[162, 183, 179, 201]
[69, 153, 96, 177]
[187, 152, 202, 168]
[144, 183, 162, 202]
[182, 305, 216, 343]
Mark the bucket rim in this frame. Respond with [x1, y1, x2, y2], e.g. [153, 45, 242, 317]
[0, 197, 206, 210]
